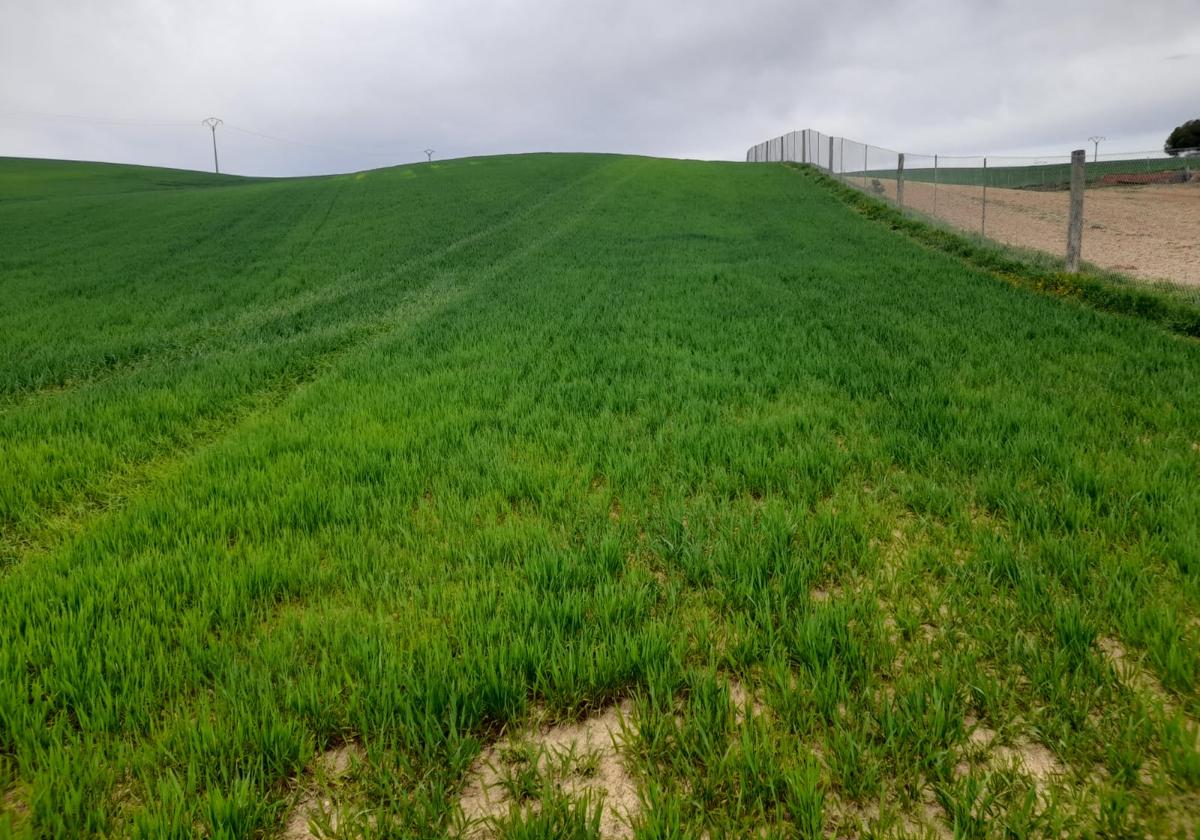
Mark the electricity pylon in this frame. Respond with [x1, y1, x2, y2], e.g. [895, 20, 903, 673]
[203, 117, 223, 173]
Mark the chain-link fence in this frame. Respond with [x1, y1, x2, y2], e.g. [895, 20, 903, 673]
[747, 130, 1199, 287]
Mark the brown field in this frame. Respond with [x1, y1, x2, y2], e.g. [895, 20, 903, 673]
[866, 177, 1200, 287]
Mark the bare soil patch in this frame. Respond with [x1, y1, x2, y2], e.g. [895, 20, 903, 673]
[993, 740, 1064, 783]
[1098, 636, 1177, 713]
[728, 678, 766, 724]
[868, 178, 1200, 287]
[828, 793, 952, 840]
[457, 702, 638, 839]
[962, 717, 1063, 789]
[284, 743, 365, 840]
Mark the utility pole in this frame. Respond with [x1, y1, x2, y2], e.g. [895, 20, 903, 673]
[424, 149, 435, 162]
[202, 117, 223, 173]
[1088, 136, 1105, 163]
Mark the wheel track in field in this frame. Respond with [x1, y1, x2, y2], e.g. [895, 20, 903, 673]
[0, 161, 610, 410]
[0, 159, 645, 572]
[0, 183, 334, 402]
[0, 278, 464, 571]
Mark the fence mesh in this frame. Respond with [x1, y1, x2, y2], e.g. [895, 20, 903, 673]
[746, 130, 1199, 287]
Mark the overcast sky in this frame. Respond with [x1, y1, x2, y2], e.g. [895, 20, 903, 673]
[1, 0, 1197, 176]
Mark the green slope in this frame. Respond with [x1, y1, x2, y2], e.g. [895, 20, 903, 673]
[1, 154, 1198, 838]
[0, 157, 261, 201]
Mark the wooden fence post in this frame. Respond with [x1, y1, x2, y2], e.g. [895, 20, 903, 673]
[933, 154, 939, 216]
[897, 153, 905, 209]
[1066, 149, 1086, 272]
[981, 157, 988, 236]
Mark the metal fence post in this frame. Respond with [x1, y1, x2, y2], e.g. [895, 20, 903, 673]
[897, 153, 905, 209]
[1066, 149, 1086, 272]
[829, 136, 834, 173]
[981, 157, 988, 236]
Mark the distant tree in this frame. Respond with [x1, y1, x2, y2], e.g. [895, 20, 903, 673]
[1164, 119, 1200, 156]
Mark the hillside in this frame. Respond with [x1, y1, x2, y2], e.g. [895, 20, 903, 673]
[1, 154, 1198, 838]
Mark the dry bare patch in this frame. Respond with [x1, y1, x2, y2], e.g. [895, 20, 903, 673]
[457, 701, 638, 839]
[284, 743, 365, 840]
[992, 740, 1063, 784]
[960, 717, 1063, 793]
[727, 678, 767, 725]
[827, 792, 952, 840]
[1098, 636, 1177, 712]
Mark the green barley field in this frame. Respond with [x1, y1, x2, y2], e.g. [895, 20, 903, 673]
[1, 153, 1198, 839]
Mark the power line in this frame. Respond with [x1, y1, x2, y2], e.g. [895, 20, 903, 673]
[222, 123, 403, 158]
[2, 107, 417, 159]
[2, 108, 453, 175]
[0, 108, 196, 127]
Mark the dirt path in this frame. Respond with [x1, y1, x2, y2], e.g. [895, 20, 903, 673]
[861, 177, 1200, 287]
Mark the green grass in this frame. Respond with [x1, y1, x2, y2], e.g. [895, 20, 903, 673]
[0, 157, 261, 201]
[1, 153, 1198, 839]
[854, 154, 1196, 189]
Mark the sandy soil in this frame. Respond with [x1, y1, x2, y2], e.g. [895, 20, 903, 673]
[284, 743, 365, 839]
[861, 177, 1200, 287]
[458, 701, 638, 839]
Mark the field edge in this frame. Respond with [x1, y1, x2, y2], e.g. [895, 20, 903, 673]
[787, 163, 1200, 340]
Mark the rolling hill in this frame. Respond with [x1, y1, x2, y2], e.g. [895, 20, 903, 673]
[1, 153, 1198, 838]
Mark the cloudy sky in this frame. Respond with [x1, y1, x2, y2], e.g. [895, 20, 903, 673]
[1, 0, 1197, 176]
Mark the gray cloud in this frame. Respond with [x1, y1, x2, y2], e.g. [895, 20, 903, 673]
[2, 0, 1197, 175]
